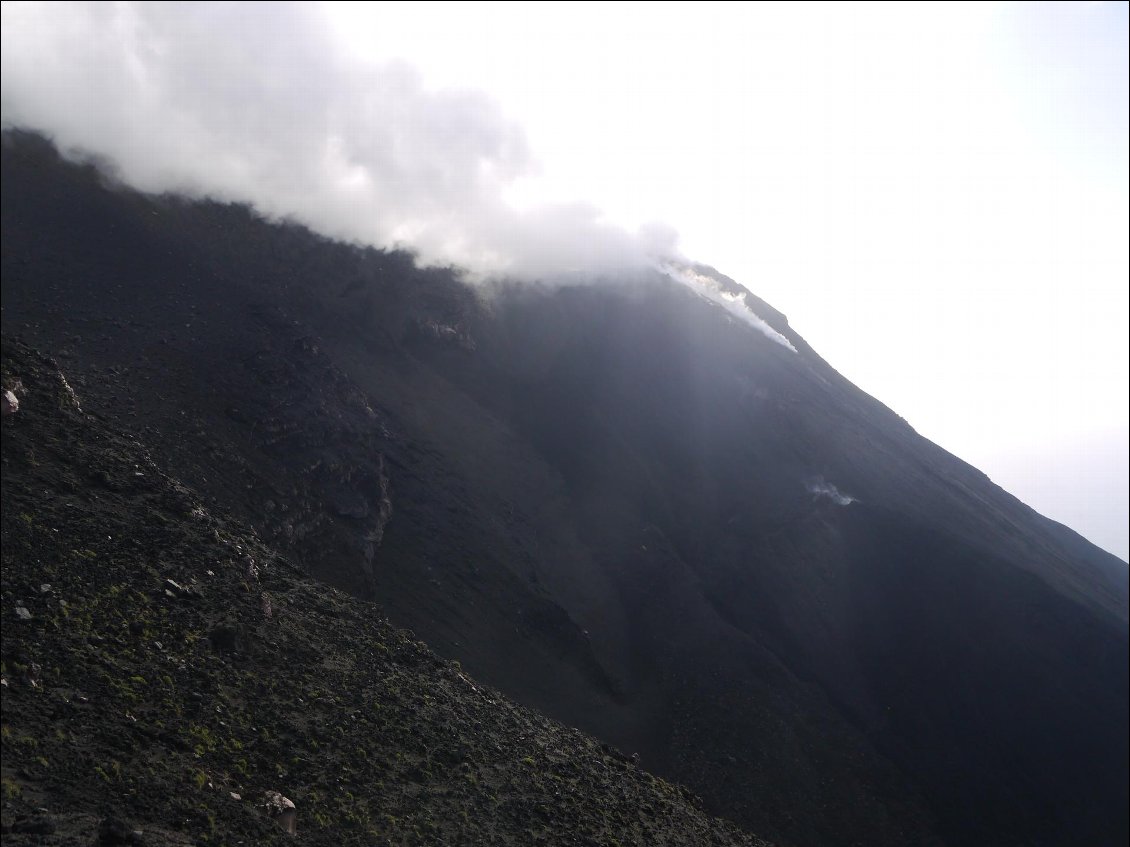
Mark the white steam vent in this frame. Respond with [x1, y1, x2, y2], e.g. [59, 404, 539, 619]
[658, 263, 797, 352]
[806, 476, 856, 506]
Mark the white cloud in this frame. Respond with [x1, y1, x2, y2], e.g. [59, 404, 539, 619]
[0, 1, 673, 280]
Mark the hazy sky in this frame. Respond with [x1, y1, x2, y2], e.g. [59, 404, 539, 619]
[2, 1, 1127, 560]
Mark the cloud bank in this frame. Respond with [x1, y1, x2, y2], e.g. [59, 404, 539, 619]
[0, 1, 675, 280]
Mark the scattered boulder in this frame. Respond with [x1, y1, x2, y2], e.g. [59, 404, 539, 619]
[262, 790, 296, 834]
[163, 578, 201, 601]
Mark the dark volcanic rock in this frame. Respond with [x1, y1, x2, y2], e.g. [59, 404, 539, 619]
[96, 816, 144, 845]
[0, 337, 768, 846]
[2, 130, 1127, 847]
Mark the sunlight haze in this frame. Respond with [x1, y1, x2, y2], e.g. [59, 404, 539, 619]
[326, 0, 1130, 560]
[3, 0, 1127, 559]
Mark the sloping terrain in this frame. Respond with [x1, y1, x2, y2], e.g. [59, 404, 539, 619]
[2, 131, 1127, 847]
[1, 337, 770, 846]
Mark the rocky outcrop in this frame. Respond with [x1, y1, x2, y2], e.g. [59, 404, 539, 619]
[261, 792, 296, 835]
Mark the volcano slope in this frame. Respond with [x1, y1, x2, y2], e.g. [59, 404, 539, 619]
[0, 336, 771, 846]
[2, 131, 1127, 847]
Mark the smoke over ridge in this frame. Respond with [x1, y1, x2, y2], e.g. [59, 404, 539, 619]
[661, 263, 797, 350]
[1, 1, 680, 281]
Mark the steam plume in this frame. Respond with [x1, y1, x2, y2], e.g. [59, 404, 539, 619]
[805, 477, 856, 506]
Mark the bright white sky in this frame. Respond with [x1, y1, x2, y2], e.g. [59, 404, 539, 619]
[2, 1, 1126, 560]
[323, 0, 1129, 561]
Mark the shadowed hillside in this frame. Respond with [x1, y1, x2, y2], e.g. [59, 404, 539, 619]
[0, 337, 772, 846]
